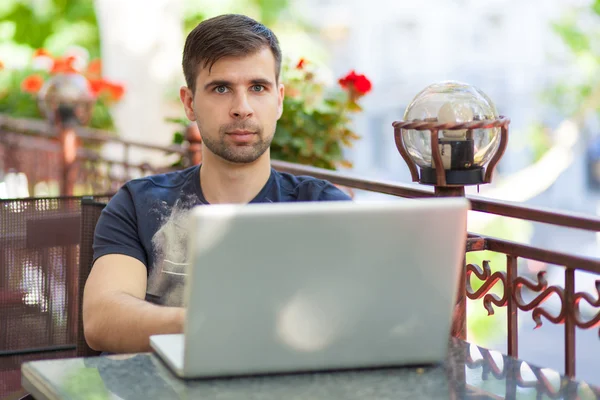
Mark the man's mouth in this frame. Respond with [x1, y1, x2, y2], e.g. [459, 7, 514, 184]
[226, 130, 257, 143]
[228, 130, 255, 136]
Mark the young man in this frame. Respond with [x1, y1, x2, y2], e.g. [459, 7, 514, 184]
[83, 14, 351, 354]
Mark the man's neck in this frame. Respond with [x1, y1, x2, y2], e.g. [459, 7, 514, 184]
[199, 151, 272, 204]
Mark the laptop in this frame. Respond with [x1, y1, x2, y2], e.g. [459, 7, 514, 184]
[150, 197, 469, 379]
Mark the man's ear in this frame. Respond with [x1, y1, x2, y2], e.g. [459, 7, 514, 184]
[180, 86, 196, 121]
[277, 83, 285, 120]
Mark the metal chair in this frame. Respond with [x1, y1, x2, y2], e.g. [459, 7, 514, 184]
[0, 196, 81, 398]
[0, 195, 111, 399]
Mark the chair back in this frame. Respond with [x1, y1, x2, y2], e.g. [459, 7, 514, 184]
[77, 196, 107, 357]
[0, 196, 82, 398]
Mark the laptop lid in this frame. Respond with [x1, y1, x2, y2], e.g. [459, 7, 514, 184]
[180, 198, 469, 377]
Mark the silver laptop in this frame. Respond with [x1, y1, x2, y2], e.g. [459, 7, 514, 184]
[150, 198, 469, 378]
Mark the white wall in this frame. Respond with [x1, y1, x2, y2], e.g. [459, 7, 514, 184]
[95, 0, 185, 165]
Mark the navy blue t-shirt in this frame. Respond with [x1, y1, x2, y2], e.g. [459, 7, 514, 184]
[93, 165, 351, 306]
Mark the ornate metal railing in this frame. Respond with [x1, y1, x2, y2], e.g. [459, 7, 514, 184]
[0, 116, 188, 195]
[1, 114, 599, 382]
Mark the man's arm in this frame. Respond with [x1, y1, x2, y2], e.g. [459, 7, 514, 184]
[83, 254, 185, 354]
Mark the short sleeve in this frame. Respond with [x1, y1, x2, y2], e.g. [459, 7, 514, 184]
[316, 181, 353, 201]
[92, 186, 148, 268]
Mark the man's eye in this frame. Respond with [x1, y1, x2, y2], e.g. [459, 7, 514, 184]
[215, 86, 228, 94]
[251, 85, 264, 92]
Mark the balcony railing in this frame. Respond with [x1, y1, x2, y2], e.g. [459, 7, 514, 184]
[1, 113, 600, 383]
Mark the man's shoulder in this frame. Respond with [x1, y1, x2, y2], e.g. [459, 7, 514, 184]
[124, 165, 199, 193]
[106, 165, 200, 213]
[272, 169, 352, 201]
[94, 165, 201, 267]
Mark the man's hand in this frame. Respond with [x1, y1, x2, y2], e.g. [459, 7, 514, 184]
[83, 254, 185, 353]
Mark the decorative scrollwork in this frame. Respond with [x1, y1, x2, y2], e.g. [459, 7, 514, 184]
[466, 261, 508, 316]
[514, 271, 565, 329]
[573, 280, 600, 336]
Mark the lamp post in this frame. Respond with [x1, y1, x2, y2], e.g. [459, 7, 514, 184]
[393, 81, 510, 339]
[393, 81, 509, 197]
[36, 73, 96, 345]
[586, 135, 600, 192]
[37, 73, 96, 196]
[185, 122, 203, 166]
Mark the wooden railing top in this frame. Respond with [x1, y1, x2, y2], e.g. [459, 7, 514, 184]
[271, 160, 434, 199]
[272, 160, 600, 232]
[0, 114, 186, 155]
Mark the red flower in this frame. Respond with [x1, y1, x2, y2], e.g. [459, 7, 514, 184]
[89, 78, 125, 102]
[86, 59, 102, 78]
[338, 70, 372, 95]
[51, 56, 78, 74]
[338, 70, 357, 89]
[296, 58, 306, 69]
[0, 60, 3, 70]
[105, 81, 125, 101]
[21, 74, 45, 93]
[33, 48, 52, 58]
[88, 78, 104, 97]
[353, 75, 372, 94]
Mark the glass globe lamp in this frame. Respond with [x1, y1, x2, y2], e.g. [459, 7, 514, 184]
[393, 81, 509, 187]
[38, 73, 95, 126]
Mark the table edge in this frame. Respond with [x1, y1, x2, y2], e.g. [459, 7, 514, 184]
[21, 362, 61, 400]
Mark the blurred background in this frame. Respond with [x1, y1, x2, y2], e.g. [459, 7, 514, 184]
[1, 0, 600, 392]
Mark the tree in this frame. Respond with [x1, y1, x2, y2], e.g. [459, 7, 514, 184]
[543, 0, 600, 134]
[0, 0, 100, 61]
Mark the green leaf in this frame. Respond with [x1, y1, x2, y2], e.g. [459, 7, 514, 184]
[274, 126, 292, 144]
[165, 117, 190, 126]
[7, 3, 51, 48]
[253, 0, 290, 26]
[593, 0, 600, 16]
[172, 132, 184, 145]
[183, 12, 206, 33]
[552, 21, 590, 54]
[0, 0, 101, 57]
[291, 137, 305, 149]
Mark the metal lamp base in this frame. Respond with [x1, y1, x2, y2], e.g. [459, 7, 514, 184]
[419, 166, 484, 186]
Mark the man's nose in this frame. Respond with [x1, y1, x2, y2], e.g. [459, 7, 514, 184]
[230, 93, 253, 119]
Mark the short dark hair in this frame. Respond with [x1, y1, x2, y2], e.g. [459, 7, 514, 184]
[182, 14, 282, 93]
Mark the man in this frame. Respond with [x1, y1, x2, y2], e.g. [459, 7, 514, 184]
[83, 14, 351, 354]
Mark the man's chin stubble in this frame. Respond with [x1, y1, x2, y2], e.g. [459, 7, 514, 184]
[219, 146, 268, 164]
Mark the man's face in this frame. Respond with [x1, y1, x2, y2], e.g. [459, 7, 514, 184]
[180, 47, 284, 164]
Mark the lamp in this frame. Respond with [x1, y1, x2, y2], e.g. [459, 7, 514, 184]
[38, 73, 95, 127]
[37, 73, 95, 196]
[393, 81, 509, 196]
